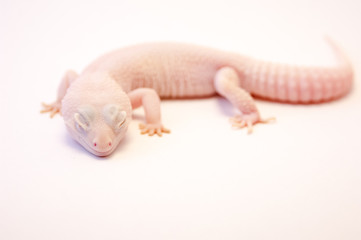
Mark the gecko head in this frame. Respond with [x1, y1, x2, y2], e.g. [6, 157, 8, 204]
[61, 73, 132, 157]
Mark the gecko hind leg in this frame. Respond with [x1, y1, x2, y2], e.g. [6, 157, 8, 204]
[214, 67, 274, 133]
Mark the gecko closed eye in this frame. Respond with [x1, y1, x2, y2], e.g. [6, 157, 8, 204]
[103, 104, 127, 130]
[74, 105, 96, 132]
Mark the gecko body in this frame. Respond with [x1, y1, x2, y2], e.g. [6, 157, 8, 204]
[42, 41, 353, 156]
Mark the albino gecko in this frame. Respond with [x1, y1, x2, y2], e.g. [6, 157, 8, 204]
[41, 40, 353, 156]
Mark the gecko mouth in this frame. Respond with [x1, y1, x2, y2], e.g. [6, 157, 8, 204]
[78, 136, 115, 157]
[92, 147, 114, 156]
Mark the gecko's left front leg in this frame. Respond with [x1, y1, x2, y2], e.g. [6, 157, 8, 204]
[128, 88, 170, 136]
[41, 70, 79, 118]
[214, 67, 274, 133]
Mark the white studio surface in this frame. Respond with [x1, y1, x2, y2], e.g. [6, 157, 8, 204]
[1, 0, 361, 239]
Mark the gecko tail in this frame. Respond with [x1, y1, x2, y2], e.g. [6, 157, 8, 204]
[323, 36, 353, 69]
[244, 37, 353, 103]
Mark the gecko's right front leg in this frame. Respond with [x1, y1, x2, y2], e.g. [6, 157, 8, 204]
[41, 70, 78, 118]
[128, 88, 170, 137]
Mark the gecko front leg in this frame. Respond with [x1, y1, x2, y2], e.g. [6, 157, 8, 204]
[128, 88, 170, 136]
[214, 67, 274, 133]
[41, 70, 79, 118]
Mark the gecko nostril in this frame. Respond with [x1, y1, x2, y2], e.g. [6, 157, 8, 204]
[109, 142, 112, 147]
[94, 142, 97, 147]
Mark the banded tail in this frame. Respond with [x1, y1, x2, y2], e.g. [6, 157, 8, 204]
[241, 38, 353, 103]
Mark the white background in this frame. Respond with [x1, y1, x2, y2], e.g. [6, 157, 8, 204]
[1, 0, 361, 239]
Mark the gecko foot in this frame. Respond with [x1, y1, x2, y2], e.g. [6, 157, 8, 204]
[40, 102, 61, 118]
[139, 123, 171, 137]
[230, 112, 275, 134]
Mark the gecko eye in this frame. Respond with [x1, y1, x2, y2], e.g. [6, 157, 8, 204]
[74, 105, 95, 132]
[103, 104, 127, 130]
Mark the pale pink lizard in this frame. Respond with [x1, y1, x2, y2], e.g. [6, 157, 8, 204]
[41, 40, 353, 156]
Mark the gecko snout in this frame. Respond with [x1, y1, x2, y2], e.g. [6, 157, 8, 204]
[92, 134, 113, 154]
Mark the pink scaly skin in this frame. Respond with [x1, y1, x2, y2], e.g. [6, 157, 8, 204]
[41, 40, 353, 156]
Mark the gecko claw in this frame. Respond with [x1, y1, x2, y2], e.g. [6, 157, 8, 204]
[139, 123, 170, 137]
[41, 102, 62, 118]
[259, 117, 276, 124]
[246, 120, 253, 134]
[230, 112, 275, 133]
[231, 120, 246, 128]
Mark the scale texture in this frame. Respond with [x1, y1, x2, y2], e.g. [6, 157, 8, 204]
[41, 41, 353, 156]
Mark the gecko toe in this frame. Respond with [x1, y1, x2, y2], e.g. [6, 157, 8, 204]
[139, 123, 170, 136]
[41, 101, 61, 118]
[161, 127, 170, 134]
[148, 129, 155, 136]
[246, 120, 253, 134]
[260, 117, 276, 124]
